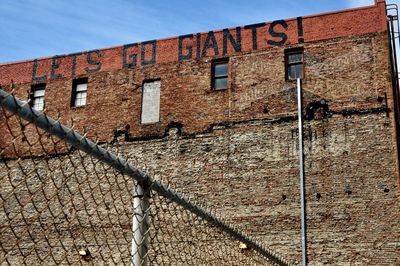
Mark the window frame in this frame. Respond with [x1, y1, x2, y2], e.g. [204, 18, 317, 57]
[30, 84, 46, 111]
[71, 78, 88, 108]
[211, 58, 229, 90]
[285, 48, 304, 81]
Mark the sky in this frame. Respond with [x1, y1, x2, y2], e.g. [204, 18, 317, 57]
[0, 0, 397, 64]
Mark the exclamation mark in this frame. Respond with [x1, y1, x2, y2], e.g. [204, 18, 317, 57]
[297, 17, 304, 43]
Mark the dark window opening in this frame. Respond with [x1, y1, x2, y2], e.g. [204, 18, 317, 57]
[285, 48, 304, 80]
[30, 84, 46, 111]
[71, 78, 88, 107]
[212, 59, 229, 90]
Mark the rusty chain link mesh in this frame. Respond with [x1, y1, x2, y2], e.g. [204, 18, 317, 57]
[0, 89, 289, 265]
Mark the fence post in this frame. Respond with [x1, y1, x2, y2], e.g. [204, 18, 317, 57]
[131, 181, 150, 266]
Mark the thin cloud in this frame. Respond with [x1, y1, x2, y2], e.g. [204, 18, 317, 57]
[0, 0, 381, 63]
[345, 0, 374, 8]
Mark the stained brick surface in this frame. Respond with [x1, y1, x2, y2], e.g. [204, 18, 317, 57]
[1, 0, 399, 265]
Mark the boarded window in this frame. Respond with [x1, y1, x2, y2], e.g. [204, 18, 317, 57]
[31, 85, 45, 111]
[141, 80, 161, 124]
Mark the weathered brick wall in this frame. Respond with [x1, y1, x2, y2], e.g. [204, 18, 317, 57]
[0, 32, 393, 151]
[0, 150, 272, 265]
[114, 111, 399, 264]
[1, 0, 399, 264]
[2, 111, 398, 265]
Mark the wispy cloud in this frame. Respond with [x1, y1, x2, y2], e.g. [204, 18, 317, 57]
[345, 0, 374, 8]
[0, 0, 379, 63]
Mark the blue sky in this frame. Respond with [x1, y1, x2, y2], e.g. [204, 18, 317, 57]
[0, 0, 388, 64]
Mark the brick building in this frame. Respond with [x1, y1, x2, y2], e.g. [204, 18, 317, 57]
[1, 0, 399, 264]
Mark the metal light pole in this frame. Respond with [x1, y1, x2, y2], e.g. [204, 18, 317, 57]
[131, 182, 150, 266]
[297, 78, 307, 266]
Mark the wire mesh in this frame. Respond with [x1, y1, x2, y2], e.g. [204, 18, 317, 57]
[0, 88, 290, 265]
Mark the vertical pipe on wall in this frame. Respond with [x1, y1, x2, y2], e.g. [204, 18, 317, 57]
[131, 183, 150, 266]
[389, 16, 399, 122]
[387, 11, 400, 176]
[297, 78, 307, 266]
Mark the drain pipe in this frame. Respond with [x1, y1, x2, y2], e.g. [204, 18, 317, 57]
[297, 78, 307, 266]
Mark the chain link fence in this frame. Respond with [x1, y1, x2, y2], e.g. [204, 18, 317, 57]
[0, 88, 291, 265]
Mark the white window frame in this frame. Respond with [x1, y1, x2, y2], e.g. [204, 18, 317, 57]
[31, 86, 45, 111]
[71, 79, 88, 107]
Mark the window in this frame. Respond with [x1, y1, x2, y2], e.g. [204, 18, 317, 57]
[212, 59, 229, 90]
[141, 80, 161, 124]
[31, 85, 45, 111]
[71, 79, 88, 107]
[285, 48, 304, 80]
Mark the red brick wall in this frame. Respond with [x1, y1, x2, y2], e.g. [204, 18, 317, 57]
[0, 32, 395, 157]
[0, 1, 387, 85]
[0, 1, 399, 264]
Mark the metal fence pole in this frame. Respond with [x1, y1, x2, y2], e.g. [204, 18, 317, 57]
[131, 182, 150, 266]
[297, 78, 307, 266]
